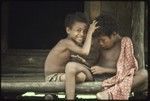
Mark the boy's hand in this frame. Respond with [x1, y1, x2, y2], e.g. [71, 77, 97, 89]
[91, 66, 106, 75]
[87, 20, 99, 35]
[71, 55, 86, 63]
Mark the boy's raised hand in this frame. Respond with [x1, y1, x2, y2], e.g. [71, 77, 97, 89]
[87, 20, 99, 35]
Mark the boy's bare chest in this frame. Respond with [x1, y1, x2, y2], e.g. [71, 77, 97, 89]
[98, 45, 121, 68]
[103, 48, 120, 60]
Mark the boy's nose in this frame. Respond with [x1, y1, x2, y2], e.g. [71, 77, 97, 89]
[100, 41, 104, 46]
[80, 31, 84, 37]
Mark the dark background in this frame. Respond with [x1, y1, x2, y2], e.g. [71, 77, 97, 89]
[8, 1, 84, 49]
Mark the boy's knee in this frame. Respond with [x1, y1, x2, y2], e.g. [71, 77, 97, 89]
[139, 69, 148, 80]
[134, 69, 148, 88]
[65, 62, 77, 74]
[76, 73, 86, 83]
[141, 69, 148, 85]
[133, 69, 148, 92]
[142, 69, 148, 77]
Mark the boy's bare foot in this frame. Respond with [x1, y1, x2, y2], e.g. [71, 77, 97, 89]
[96, 91, 109, 100]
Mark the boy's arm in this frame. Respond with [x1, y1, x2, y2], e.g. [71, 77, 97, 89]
[65, 20, 99, 56]
[85, 39, 101, 66]
[91, 66, 116, 75]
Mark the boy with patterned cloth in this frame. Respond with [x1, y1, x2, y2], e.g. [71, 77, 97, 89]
[89, 14, 148, 100]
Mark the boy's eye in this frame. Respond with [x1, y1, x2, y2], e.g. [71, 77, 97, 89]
[99, 39, 105, 43]
[83, 30, 86, 35]
[102, 39, 106, 43]
[83, 29, 88, 34]
[77, 29, 81, 32]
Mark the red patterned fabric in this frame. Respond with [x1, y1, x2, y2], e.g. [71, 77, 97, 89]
[101, 37, 138, 100]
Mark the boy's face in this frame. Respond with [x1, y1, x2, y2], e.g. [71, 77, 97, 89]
[66, 21, 87, 44]
[97, 34, 115, 49]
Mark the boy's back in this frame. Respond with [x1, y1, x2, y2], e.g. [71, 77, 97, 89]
[44, 39, 71, 76]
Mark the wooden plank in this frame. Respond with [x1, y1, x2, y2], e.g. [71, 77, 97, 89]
[1, 82, 102, 94]
[1, 73, 44, 77]
[1, 73, 44, 82]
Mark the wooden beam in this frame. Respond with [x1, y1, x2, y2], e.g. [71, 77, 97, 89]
[1, 82, 102, 94]
[84, 1, 101, 20]
[131, 2, 145, 69]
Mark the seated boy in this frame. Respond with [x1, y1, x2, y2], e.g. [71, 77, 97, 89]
[88, 14, 148, 100]
[44, 12, 99, 100]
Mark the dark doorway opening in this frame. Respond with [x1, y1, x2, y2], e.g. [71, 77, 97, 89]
[8, 1, 84, 49]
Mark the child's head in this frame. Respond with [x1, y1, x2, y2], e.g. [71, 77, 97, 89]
[93, 14, 120, 49]
[65, 12, 89, 44]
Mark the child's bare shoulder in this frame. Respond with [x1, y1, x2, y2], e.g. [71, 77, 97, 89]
[121, 36, 133, 46]
[59, 38, 74, 45]
[122, 36, 132, 43]
[55, 39, 75, 49]
[122, 36, 132, 41]
[57, 39, 69, 44]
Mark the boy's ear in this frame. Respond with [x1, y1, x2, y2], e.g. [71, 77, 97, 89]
[112, 31, 117, 36]
[66, 27, 70, 34]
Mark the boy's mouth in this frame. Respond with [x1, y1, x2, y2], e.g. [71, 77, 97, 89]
[76, 37, 83, 42]
[100, 45, 107, 49]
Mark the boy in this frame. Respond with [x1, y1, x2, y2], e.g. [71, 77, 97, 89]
[44, 12, 99, 100]
[89, 14, 148, 100]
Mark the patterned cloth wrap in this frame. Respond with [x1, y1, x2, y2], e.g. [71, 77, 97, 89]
[101, 37, 138, 100]
[46, 73, 64, 82]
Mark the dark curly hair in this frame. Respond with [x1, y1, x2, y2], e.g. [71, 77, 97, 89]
[93, 14, 119, 37]
[65, 12, 89, 29]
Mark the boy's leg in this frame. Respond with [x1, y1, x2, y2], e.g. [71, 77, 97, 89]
[65, 62, 93, 100]
[61, 72, 87, 83]
[96, 69, 148, 100]
[96, 91, 109, 100]
[132, 69, 148, 92]
[76, 72, 86, 83]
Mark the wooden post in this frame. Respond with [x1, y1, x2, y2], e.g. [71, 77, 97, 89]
[1, 1, 9, 53]
[131, 2, 145, 69]
[84, 1, 101, 20]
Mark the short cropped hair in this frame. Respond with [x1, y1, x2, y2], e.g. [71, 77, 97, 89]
[65, 12, 89, 28]
[93, 14, 119, 37]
